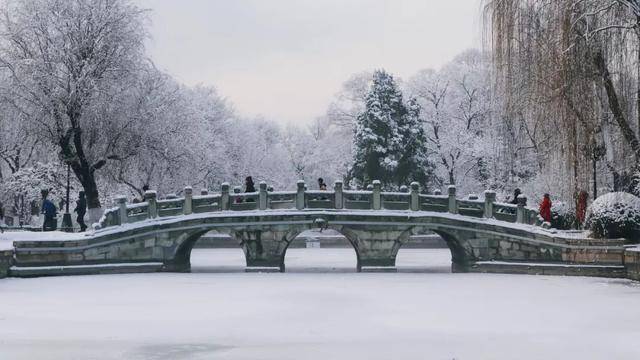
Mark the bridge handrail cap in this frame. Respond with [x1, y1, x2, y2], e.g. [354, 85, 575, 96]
[144, 190, 157, 197]
[372, 180, 381, 185]
[297, 180, 305, 184]
[447, 185, 456, 190]
[184, 186, 193, 191]
[484, 190, 496, 195]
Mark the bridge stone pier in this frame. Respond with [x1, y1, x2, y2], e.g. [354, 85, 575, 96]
[3, 180, 636, 278]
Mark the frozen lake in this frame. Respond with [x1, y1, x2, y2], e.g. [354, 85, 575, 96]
[1, 249, 639, 360]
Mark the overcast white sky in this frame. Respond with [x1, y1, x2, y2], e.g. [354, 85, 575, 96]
[135, 0, 484, 124]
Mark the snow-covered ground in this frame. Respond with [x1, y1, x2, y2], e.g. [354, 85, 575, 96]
[0, 230, 88, 250]
[0, 249, 639, 360]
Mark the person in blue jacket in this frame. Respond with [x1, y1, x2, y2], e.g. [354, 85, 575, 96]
[41, 189, 57, 232]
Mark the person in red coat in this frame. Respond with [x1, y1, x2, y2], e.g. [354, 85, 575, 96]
[539, 193, 552, 223]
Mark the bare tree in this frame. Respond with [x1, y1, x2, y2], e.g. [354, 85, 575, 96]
[0, 0, 148, 221]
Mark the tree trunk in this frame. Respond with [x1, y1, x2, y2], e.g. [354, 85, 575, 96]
[594, 50, 640, 163]
[59, 115, 104, 224]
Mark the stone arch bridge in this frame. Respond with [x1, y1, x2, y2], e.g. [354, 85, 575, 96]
[7, 181, 629, 277]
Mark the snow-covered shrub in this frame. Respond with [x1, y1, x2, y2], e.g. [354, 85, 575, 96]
[585, 192, 640, 241]
[550, 201, 576, 230]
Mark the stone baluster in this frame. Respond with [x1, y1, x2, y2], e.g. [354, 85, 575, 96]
[372, 180, 382, 210]
[116, 195, 128, 226]
[334, 181, 343, 209]
[145, 190, 158, 219]
[448, 185, 458, 214]
[183, 187, 193, 215]
[259, 181, 268, 210]
[517, 195, 527, 224]
[410, 182, 420, 211]
[484, 190, 496, 219]
[200, 188, 209, 196]
[220, 182, 230, 210]
[296, 180, 305, 210]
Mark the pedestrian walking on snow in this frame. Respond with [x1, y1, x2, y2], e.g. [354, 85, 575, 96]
[0, 201, 5, 233]
[41, 190, 58, 232]
[74, 191, 87, 232]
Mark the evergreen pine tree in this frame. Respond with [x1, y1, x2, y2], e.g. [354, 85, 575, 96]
[396, 98, 435, 187]
[350, 70, 435, 189]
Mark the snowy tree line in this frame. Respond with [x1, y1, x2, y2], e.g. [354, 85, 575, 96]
[0, 0, 638, 228]
[0, 0, 347, 224]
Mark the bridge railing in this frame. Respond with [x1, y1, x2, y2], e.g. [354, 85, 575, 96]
[96, 181, 541, 230]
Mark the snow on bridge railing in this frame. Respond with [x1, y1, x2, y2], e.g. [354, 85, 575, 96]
[96, 181, 540, 230]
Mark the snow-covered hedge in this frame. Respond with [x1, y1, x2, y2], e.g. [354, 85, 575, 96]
[585, 192, 640, 241]
[550, 201, 576, 230]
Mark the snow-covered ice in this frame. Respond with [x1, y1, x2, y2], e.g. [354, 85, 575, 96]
[0, 248, 639, 360]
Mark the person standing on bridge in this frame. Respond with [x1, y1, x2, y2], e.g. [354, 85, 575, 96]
[245, 176, 256, 202]
[510, 188, 523, 205]
[318, 178, 327, 191]
[41, 189, 58, 232]
[539, 193, 552, 223]
[74, 191, 87, 232]
[133, 184, 150, 204]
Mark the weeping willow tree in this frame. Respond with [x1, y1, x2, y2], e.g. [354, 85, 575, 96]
[484, 0, 640, 198]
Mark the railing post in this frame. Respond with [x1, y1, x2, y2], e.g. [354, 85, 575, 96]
[116, 195, 128, 225]
[448, 185, 458, 214]
[259, 181, 268, 210]
[372, 180, 381, 210]
[434, 189, 442, 196]
[484, 190, 495, 219]
[221, 182, 230, 210]
[145, 190, 157, 219]
[334, 181, 343, 209]
[183, 186, 193, 215]
[200, 188, 208, 196]
[517, 195, 527, 224]
[296, 180, 305, 210]
[410, 182, 420, 211]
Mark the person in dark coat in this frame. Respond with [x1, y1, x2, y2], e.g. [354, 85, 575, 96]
[41, 189, 57, 232]
[539, 193, 552, 223]
[74, 191, 87, 232]
[318, 178, 327, 191]
[244, 177, 256, 202]
[0, 201, 5, 233]
[133, 184, 150, 204]
[510, 188, 522, 205]
[245, 177, 256, 193]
